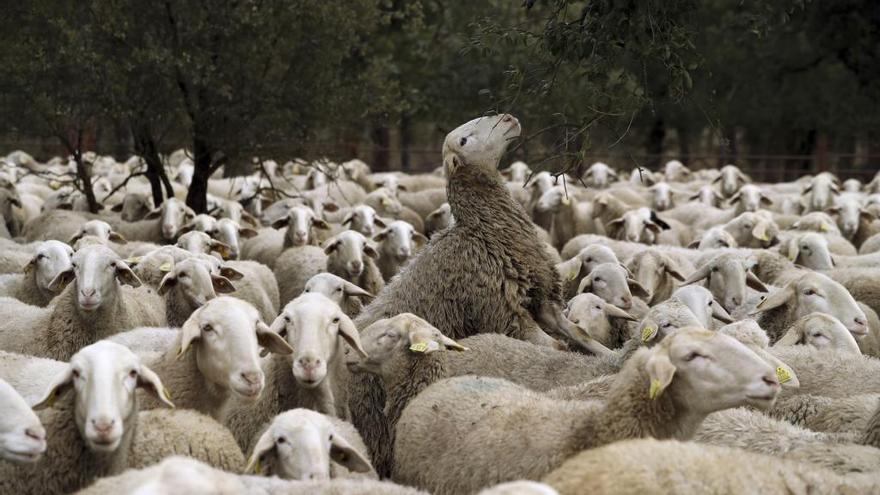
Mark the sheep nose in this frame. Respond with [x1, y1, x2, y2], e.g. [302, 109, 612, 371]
[729, 296, 741, 307]
[298, 356, 322, 370]
[501, 114, 513, 123]
[762, 373, 780, 388]
[619, 297, 632, 309]
[351, 261, 363, 272]
[81, 287, 96, 297]
[91, 418, 115, 434]
[854, 316, 867, 328]
[240, 371, 260, 385]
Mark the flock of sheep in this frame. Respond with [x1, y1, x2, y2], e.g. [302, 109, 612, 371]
[1, 113, 880, 494]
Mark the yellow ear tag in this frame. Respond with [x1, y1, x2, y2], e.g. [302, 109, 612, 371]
[787, 250, 797, 261]
[641, 326, 655, 343]
[760, 233, 770, 241]
[163, 388, 173, 402]
[159, 262, 173, 272]
[820, 223, 830, 232]
[776, 366, 792, 384]
[45, 390, 58, 408]
[567, 270, 578, 282]
[254, 457, 261, 474]
[409, 342, 429, 353]
[649, 379, 661, 400]
[125, 256, 142, 265]
[49, 181, 61, 190]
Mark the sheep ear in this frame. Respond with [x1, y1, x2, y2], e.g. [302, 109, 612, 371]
[322, 201, 339, 213]
[157, 272, 177, 296]
[256, 321, 294, 355]
[108, 231, 128, 244]
[373, 216, 388, 228]
[645, 350, 676, 399]
[373, 229, 389, 242]
[115, 260, 142, 287]
[241, 211, 258, 227]
[663, 260, 687, 281]
[245, 429, 276, 474]
[751, 222, 771, 242]
[687, 239, 701, 249]
[711, 175, 722, 184]
[137, 364, 175, 408]
[640, 320, 659, 344]
[746, 271, 769, 292]
[324, 239, 340, 255]
[752, 285, 795, 314]
[219, 266, 245, 281]
[312, 219, 330, 231]
[22, 256, 37, 274]
[47, 267, 75, 292]
[775, 327, 804, 347]
[784, 238, 799, 262]
[760, 194, 773, 206]
[68, 231, 85, 244]
[144, 207, 162, 219]
[342, 280, 373, 299]
[110, 203, 124, 212]
[576, 276, 592, 294]
[556, 257, 582, 283]
[341, 213, 354, 226]
[363, 244, 379, 259]
[412, 232, 428, 246]
[711, 302, 734, 324]
[649, 211, 671, 230]
[33, 366, 74, 410]
[627, 279, 650, 298]
[727, 191, 742, 205]
[210, 241, 233, 260]
[330, 432, 374, 474]
[605, 304, 638, 321]
[211, 275, 236, 294]
[177, 311, 202, 358]
[859, 209, 876, 222]
[239, 227, 258, 239]
[338, 314, 368, 358]
[271, 217, 289, 229]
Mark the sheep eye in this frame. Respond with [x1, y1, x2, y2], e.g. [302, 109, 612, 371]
[711, 267, 719, 272]
[459, 137, 467, 146]
[72, 263, 78, 269]
[661, 322, 673, 329]
[283, 315, 291, 323]
[179, 272, 188, 278]
[594, 305, 602, 310]
[585, 258, 592, 262]
[276, 437, 286, 445]
[708, 300, 713, 306]
[804, 289, 817, 296]
[304, 288, 310, 292]
[336, 287, 343, 292]
[202, 324, 214, 332]
[594, 277, 602, 283]
[128, 369, 138, 379]
[332, 317, 340, 324]
[683, 352, 703, 362]
[72, 369, 81, 379]
[36, 254, 46, 260]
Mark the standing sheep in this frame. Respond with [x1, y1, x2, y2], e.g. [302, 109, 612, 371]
[324, 231, 385, 296]
[0, 240, 73, 306]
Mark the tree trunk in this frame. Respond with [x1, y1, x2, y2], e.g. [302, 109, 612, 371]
[186, 131, 212, 214]
[646, 118, 665, 170]
[131, 121, 168, 206]
[73, 128, 99, 214]
[677, 125, 691, 164]
[370, 124, 391, 172]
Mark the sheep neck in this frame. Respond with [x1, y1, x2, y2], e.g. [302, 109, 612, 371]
[446, 162, 533, 234]
[165, 287, 199, 327]
[152, 344, 227, 419]
[550, 201, 576, 249]
[570, 351, 705, 453]
[267, 354, 337, 416]
[383, 351, 448, 428]
[861, 401, 880, 448]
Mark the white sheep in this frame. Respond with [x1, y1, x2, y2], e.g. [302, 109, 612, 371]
[303, 272, 373, 318]
[0, 378, 45, 463]
[0, 341, 173, 493]
[773, 312, 862, 355]
[324, 230, 384, 296]
[246, 408, 375, 480]
[0, 240, 73, 306]
[0, 245, 166, 360]
[156, 257, 236, 326]
[372, 220, 426, 280]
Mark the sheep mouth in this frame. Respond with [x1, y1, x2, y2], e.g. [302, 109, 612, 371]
[745, 394, 777, 408]
[3, 445, 45, 462]
[79, 300, 102, 311]
[87, 437, 121, 452]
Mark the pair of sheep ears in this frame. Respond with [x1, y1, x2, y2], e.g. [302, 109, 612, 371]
[645, 350, 676, 400]
[33, 363, 174, 410]
[245, 426, 373, 475]
[256, 321, 294, 355]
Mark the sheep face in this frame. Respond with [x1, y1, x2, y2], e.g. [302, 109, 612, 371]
[672, 285, 733, 328]
[729, 184, 771, 213]
[527, 172, 554, 204]
[754, 272, 868, 338]
[324, 231, 378, 280]
[69, 220, 127, 246]
[683, 254, 768, 313]
[691, 227, 737, 250]
[575, 245, 618, 275]
[723, 212, 778, 248]
[341, 205, 384, 238]
[115, 192, 151, 222]
[145, 198, 194, 241]
[179, 297, 291, 400]
[784, 233, 834, 270]
[691, 185, 722, 207]
[27, 240, 74, 296]
[577, 262, 647, 310]
[534, 186, 568, 214]
[158, 258, 235, 306]
[246, 409, 372, 480]
[272, 206, 328, 247]
[663, 160, 691, 182]
[176, 231, 232, 260]
[649, 328, 780, 411]
[717, 165, 747, 198]
[0, 380, 46, 463]
[649, 182, 674, 211]
[271, 293, 367, 388]
[607, 208, 668, 245]
[564, 293, 635, 348]
[638, 300, 702, 345]
[626, 250, 686, 304]
[303, 273, 373, 305]
[33, 342, 172, 453]
[48, 245, 141, 312]
[425, 203, 453, 237]
[501, 161, 530, 183]
[804, 173, 840, 212]
[374, 220, 426, 263]
[349, 313, 466, 377]
[776, 312, 861, 355]
[442, 114, 520, 176]
[184, 214, 218, 234]
[582, 162, 617, 189]
[209, 218, 256, 260]
[827, 198, 872, 240]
